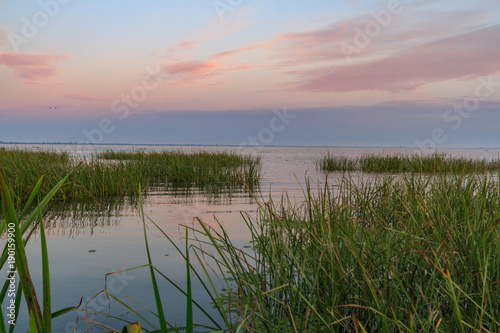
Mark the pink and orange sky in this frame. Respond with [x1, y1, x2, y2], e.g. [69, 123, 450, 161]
[1, 0, 499, 147]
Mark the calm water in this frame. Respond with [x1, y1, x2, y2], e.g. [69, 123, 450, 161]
[2, 144, 499, 332]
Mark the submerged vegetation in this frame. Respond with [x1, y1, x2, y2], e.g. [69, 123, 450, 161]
[317, 152, 500, 173]
[0, 148, 261, 207]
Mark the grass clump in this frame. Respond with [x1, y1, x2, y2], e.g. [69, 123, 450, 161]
[0, 148, 261, 207]
[181, 173, 500, 331]
[97, 149, 261, 184]
[317, 152, 500, 173]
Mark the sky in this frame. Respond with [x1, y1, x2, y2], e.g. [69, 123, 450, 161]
[0, 0, 499, 147]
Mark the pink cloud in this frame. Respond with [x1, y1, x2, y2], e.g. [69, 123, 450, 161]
[153, 18, 251, 60]
[160, 61, 221, 84]
[209, 40, 276, 61]
[269, 23, 356, 66]
[165, 6, 491, 88]
[0, 52, 69, 83]
[160, 56, 252, 85]
[284, 24, 500, 93]
[264, 7, 492, 69]
[153, 15, 256, 85]
[164, 61, 220, 75]
[157, 38, 270, 85]
[153, 3, 497, 92]
[62, 94, 105, 101]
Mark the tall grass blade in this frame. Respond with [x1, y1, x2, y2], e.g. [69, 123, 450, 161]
[39, 208, 51, 332]
[139, 184, 168, 332]
[0, 172, 44, 332]
[18, 176, 44, 222]
[185, 228, 193, 333]
[145, 216, 226, 330]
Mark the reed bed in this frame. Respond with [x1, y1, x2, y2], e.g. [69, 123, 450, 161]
[3, 168, 500, 331]
[0, 148, 261, 207]
[177, 173, 500, 332]
[317, 153, 500, 173]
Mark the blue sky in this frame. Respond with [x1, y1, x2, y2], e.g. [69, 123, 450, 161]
[0, 0, 499, 147]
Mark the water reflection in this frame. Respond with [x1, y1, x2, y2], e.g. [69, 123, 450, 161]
[154, 183, 257, 205]
[44, 198, 127, 237]
[40, 183, 256, 238]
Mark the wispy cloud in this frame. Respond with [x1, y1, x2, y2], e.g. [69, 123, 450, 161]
[209, 40, 276, 61]
[156, 3, 498, 92]
[161, 61, 220, 81]
[0, 52, 69, 84]
[152, 7, 259, 86]
[160, 59, 252, 85]
[261, 5, 495, 69]
[62, 94, 105, 101]
[155, 17, 256, 85]
[153, 17, 251, 61]
[284, 24, 500, 92]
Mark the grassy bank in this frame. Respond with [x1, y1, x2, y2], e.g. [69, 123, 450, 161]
[317, 153, 500, 173]
[0, 148, 261, 207]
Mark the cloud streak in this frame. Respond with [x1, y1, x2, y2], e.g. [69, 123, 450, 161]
[284, 24, 500, 92]
[156, 4, 499, 92]
[153, 17, 251, 61]
[0, 52, 69, 84]
[160, 59, 252, 85]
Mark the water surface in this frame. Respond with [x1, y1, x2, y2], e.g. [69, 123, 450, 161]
[1, 144, 499, 331]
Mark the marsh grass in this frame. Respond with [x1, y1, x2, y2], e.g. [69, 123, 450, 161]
[317, 153, 500, 174]
[97, 149, 262, 185]
[0, 148, 261, 207]
[100, 172, 500, 332]
[177, 173, 500, 332]
[4, 148, 500, 331]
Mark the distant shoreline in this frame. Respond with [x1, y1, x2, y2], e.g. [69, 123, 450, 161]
[1, 142, 499, 150]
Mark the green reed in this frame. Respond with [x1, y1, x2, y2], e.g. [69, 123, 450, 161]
[176, 173, 500, 332]
[4, 167, 500, 332]
[105, 172, 500, 332]
[4, 147, 499, 331]
[0, 148, 261, 207]
[317, 152, 500, 173]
